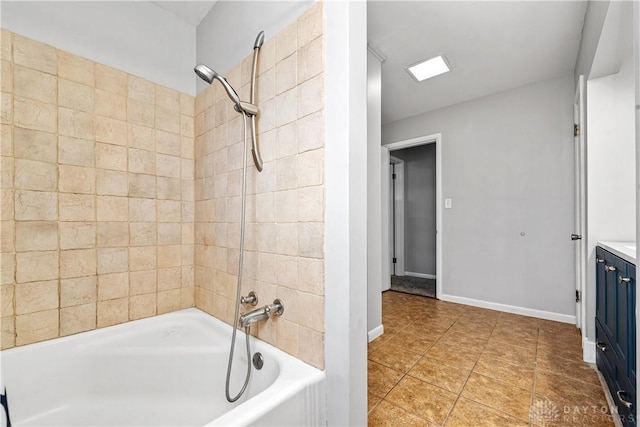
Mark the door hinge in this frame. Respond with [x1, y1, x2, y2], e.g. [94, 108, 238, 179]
[392, 258, 397, 264]
[392, 173, 396, 179]
[574, 123, 580, 137]
[576, 290, 581, 303]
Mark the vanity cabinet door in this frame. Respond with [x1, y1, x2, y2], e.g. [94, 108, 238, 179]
[614, 364, 636, 427]
[604, 252, 618, 340]
[615, 255, 630, 374]
[596, 248, 607, 325]
[625, 261, 636, 390]
[596, 247, 636, 426]
[596, 318, 616, 387]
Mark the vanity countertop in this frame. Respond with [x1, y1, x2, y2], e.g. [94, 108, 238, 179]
[598, 241, 636, 265]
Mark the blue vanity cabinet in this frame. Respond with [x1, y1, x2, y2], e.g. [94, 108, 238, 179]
[596, 248, 609, 331]
[614, 254, 631, 374]
[596, 318, 616, 389]
[627, 263, 636, 390]
[595, 246, 636, 426]
[604, 250, 619, 340]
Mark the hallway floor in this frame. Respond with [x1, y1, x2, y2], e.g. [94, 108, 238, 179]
[391, 275, 436, 299]
[368, 291, 613, 426]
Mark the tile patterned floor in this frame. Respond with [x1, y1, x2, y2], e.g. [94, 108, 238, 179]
[368, 291, 614, 427]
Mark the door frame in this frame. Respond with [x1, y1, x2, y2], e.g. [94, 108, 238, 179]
[383, 133, 442, 297]
[389, 155, 405, 277]
[574, 74, 587, 344]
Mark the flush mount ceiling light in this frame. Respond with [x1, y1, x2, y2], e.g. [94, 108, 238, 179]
[406, 55, 451, 82]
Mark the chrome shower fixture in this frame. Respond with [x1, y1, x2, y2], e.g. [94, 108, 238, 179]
[254, 31, 265, 49]
[240, 291, 258, 306]
[194, 64, 241, 105]
[193, 64, 257, 117]
[248, 31, 264, 171]
[193, 30, 265, 171]
[239, 300, 284, 328]
[195, 30, 266, 404]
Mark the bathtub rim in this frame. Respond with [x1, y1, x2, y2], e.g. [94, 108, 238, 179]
[1, 308, 326, 426]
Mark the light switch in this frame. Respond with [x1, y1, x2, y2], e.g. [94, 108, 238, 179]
[444, 198, 452, 209]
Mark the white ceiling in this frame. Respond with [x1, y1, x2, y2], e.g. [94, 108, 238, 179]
[150, 1, 217, 27]
[368, 1, 588, 125]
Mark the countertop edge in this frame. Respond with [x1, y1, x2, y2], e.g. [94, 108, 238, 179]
[598, 241, 636, 265]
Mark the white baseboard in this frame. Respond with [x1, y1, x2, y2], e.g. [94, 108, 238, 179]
[583, 338, 596, 363]
[438, 293, 577, 324]
[368, 324, 384, 343]
[404, 271, 436, 280]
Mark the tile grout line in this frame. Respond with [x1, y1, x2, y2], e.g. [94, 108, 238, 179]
[370, 298, 464, 424]
[445, 312, 542, 425]
[383, 310, 464, 426]
[372, 293, 606, 426]
[367, 302, 417, 416]
[440, 315, 497, 426]
[403, 307, 493, 424]
[529, 322, 540, 427]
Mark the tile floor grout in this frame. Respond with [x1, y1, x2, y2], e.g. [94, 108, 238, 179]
[530, 344, 538, 427]
[440, 356, 479, 426]
[368, 290, 613, 427]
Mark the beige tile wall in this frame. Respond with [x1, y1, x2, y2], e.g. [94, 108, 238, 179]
[0, 29, 195, 349]
[193, 3, 325, 369]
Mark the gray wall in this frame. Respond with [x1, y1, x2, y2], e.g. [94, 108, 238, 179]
[393, 145, 436, 276]
[574, 0, 611, 81]
[196, 0, 314, 93]
[383, 74, 576, 317]
[1, 1, 196, 94]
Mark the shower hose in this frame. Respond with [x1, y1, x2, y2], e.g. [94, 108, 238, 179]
[225, 112, 252, 403]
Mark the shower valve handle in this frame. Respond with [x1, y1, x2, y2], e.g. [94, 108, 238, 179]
[241, 292, 258, 306]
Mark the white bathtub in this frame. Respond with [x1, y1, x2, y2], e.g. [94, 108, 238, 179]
[0, 309, 326, 426]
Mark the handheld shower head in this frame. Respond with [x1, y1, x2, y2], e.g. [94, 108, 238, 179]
[193, 30, 264, 173]
[194, 64, 215, 84]
[254, 31, 265, 49]
[194, 63, 241, 107]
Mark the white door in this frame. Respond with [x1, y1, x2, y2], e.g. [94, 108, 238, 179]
[574, 75, 586, 337]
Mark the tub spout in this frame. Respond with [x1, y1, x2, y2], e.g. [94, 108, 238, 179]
[239, 299, 284, 328]
[239, 307, 269, 327]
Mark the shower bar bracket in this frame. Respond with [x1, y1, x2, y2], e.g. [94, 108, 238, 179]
[235, 102, 258, 117]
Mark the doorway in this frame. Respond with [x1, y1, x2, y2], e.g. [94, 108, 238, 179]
[389, 145, 437, 298]
[382, 133, 443, 299]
